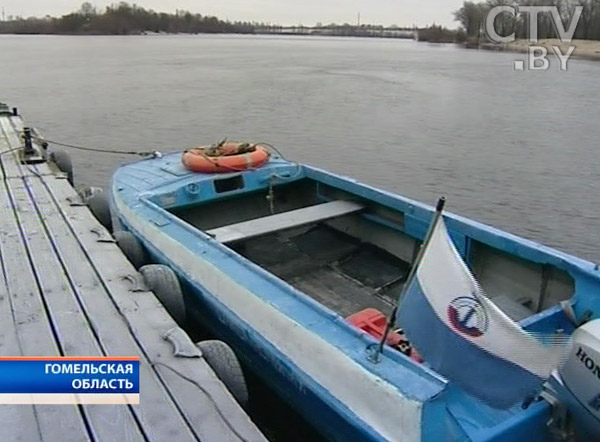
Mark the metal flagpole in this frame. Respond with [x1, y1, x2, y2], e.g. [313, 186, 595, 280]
[369, 197, 446, 363]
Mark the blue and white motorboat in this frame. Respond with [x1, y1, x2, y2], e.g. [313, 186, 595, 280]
[110, 144, 600, 442]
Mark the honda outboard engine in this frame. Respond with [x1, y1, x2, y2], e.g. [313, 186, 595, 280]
[551, 319, 600, 440]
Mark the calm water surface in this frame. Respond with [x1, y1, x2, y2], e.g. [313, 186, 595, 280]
[1, 34, 598, 261]
[1, 34, 599, 441]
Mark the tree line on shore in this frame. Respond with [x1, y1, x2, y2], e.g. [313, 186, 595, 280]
[0, 2, 255, 35]
[0, 2, 448, 39]
[417, 25, 466, 43]
[455, 0, 600, 42]
[0, 1, 456, 42]
[421, 0, 600, 43]
[3, 0, 599, 43]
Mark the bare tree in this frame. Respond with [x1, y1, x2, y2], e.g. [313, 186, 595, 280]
[79, 2, 96, 18]
[455, 0, 600, 41]
[454, 1, 490, 41]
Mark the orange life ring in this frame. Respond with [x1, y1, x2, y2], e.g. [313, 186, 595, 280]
[182, 142, 271, 173]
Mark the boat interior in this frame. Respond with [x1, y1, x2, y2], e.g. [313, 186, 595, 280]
[168, 176, 575, 328]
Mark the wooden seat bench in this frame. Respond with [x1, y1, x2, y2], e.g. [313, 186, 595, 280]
[207, 200, 364, 244]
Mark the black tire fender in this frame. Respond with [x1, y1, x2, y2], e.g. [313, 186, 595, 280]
[87, 191, 112, 232]
[139, 264, 186, 324]
[113, 230, 146, 269]
[196, 340, 248, 408]
[50, 150, 73, 185]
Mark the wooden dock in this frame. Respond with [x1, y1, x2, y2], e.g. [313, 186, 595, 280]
[0, 106, 267, 442]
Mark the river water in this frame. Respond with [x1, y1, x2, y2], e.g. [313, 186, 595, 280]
[1, 34, 598, 261]
[1, 34, 599, 441]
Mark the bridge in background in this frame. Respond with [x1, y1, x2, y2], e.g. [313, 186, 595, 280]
[255, 26, 418, 40]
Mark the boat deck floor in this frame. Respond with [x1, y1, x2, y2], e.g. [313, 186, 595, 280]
[0, 112, 266, 442]
[234, 225, 410, 318]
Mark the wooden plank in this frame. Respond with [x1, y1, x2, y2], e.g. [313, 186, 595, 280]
[0, 118, 9, 180]
[0, 208, 41, 442]
[25, 176, 202, 442]
[0, 119, 144, 442]
[0, 117, 27, 179]
[0, 115, 42, 442]
[208, 200, 365, 243]
[38, 172, 267, 442]
[5, 176, 146, 442]
[0, 180, 92, 442]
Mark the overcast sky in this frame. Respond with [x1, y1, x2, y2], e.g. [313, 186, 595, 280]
[1, 1, 464, 28]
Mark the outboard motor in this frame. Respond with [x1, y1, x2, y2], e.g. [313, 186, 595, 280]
[550, 319, 600, 440]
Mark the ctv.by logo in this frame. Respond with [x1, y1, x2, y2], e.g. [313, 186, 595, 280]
[485, 6, 583, 71]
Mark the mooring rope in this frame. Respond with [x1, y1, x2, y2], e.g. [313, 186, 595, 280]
[151, 361, 252, 442]
[32, 135, 303, 181]
[33, 136, 159, 157]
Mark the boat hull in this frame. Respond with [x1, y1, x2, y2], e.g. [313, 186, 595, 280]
[110, 153, 592, 442]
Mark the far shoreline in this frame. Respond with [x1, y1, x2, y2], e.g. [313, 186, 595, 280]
[2, 31, 599, 63]
[0, 31, 416, 41]
[476, 39, 600, 62]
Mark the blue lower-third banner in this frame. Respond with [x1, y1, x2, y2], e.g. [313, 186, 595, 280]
[0, 357, 140, 404]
